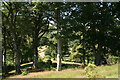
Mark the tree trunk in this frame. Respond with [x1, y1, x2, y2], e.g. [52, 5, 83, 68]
[57, 39, 62, 71]
[0, 27, 2, 78]
[87, 56, 90, 65]
[3, 27, 7, 75]
[83, 51, 86, 66]
[33, 36, 39, 69]
[92, 42, 102, 66]
[95, 43, 102, 66]
[12, 33, 21, 74]
[3, 49, 7, 75]
[15, 51, 21, 74]
[82, 31, 86, 66]
[33, 43, 38, 69]
[55, 6, 62, 71]
[94, 53, 101, 66]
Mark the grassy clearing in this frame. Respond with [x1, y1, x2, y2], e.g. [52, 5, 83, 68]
[5, 64, 118, 79]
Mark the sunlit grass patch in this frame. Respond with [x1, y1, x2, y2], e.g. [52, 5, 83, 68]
[93, 64, 118, 78]
[32, 69, 85, 78]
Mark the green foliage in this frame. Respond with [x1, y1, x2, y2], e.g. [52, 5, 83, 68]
[44, 55, 51, 61]
[84, 64, 96, 72]
[107, 56, 119, 65]
[6, 60, 14, 66]
[70, 52, 82, 63]
[44, 46, 56, 60]
[85, 64, 97, 78]
[49, 67, 56, 71]
[44, 47, 51, 55]
[38, 57, 44, 62]
[21, 69, 29, 76]
[84, 63, 106, 78]
[70, 45, 87, 63]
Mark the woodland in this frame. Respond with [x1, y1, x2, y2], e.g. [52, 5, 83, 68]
[1, 2, 120, 79]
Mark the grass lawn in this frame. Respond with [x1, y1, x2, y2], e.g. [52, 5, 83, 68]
[94, 64, 118, 78]
[32, 69, 85, 78]
[6, 64, 118, 79]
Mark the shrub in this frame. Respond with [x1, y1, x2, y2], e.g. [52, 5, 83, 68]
[84, 63, 96, 73]
[38, 57, 44, 62]
[50, 67, 56, 71]
[107, 56, 119, 65]
[70, 52, 82, 63]
[84, 63, 105, 78]
[21, 69, 29, 76]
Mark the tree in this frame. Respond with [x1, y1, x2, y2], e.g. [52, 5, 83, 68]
[2, 2, 22, 74]
[55, 7, 62, 71]
[28, 3, 50, 68]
